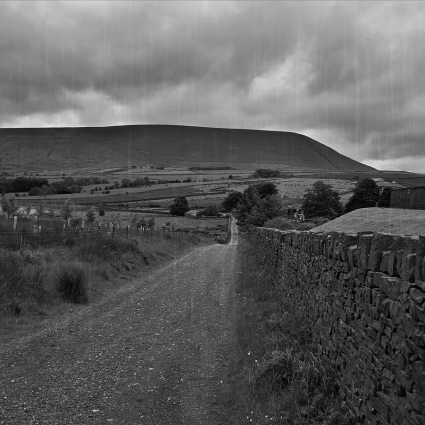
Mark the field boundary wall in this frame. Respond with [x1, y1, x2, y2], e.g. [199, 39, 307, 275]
[247, 227, 425, 425]
[391, 187, 425, 210]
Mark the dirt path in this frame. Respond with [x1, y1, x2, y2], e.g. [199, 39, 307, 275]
[0, 221, 239, 424]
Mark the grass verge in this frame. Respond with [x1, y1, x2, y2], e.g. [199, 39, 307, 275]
[0, 230, 213, 343]
[223, 238, 355, 425]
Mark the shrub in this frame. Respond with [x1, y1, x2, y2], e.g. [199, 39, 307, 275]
[313, 216, 330, 226]
[197, 204, 219, 216]
[263, 217, 294, 231]
[55, 264, 88, 304]
[294, 222, 316, 231]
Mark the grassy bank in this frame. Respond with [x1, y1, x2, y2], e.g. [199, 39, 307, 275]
[224, 238, 354, 425]
[0, 229, 212, 342]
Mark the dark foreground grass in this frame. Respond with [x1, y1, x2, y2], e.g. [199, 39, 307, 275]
[223, 238, 354, 425]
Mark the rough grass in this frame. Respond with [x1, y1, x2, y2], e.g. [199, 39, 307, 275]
[222, 239, 354, 425]
[0, 229, 212, 326]
[54, 263, 89, 304]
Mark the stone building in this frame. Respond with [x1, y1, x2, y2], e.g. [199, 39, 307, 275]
[390, 186, 425, 209]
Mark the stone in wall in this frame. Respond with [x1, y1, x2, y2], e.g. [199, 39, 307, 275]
[248, 227, 425, 425]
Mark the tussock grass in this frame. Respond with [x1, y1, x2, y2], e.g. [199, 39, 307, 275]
[54, 263, 89, 304]
[223, 239, 354, 425]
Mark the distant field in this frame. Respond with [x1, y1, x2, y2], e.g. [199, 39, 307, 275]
[311, 207, 425, 236]
[18, 186, 207, 205]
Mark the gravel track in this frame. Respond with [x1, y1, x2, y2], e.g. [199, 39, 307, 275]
[0, 221, 239, 425]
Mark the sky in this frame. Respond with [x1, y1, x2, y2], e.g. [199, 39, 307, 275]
[0, 1, 424, 172]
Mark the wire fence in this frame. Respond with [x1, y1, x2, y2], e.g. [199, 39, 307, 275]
[0, 224, 202, 250]
[0, 213, 231, 250]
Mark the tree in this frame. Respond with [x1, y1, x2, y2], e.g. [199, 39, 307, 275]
[1, 194, 18, 217]
[121, 179, 132, 188]
[251, 169, 282, 178]
[40, 184, 55, 199]
[221, 192, 243, 213]
[234, 186, 262, 223]
[147, 217, 155, 229]
[28, 187, 41, 196]
[302, 181, 344, 219]
[36, 202, 44, 218]
[234, 184, 283, 227]
[245, 195, 284, 226]
[60, 199, 75, 220]
[345, 178, 380, 213]
[85, 207, 97, 224]
[131, 214, 144, 228]
[252, 182, 279, 199]
[377, 187, 393, 208]
[170, 196, 190, 216]
[110, 213, 121, 226]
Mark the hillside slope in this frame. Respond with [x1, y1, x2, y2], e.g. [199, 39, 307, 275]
[0, 125, 374, 172]
[310, 208, 425, 236]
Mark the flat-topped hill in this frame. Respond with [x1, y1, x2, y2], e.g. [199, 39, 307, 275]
[0, 125, 373, 172]
[311, 207, 425, 236]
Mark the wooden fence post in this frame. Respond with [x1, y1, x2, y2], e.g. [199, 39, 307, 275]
[126, 225, 130, 239]
[20, 227, 26, 249]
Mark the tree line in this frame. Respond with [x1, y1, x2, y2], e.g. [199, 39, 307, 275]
[216, 178, 393, 229]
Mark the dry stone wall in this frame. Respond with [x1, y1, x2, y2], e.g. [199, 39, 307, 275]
[391, 187, 425, 210]
[247, 227, 425, 425]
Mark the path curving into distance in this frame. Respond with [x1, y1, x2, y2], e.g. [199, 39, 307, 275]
[0, 220, 239, 425]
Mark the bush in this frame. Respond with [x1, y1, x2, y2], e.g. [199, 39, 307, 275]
[197, 204, 220, 216]
[313, 217, 330, 226]
[263, 217, 294, 231]
[294, 222, 316, 231]
[55, 264, 88, 304]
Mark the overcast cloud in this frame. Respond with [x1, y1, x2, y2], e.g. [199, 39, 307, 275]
[1, 1, 424, 171]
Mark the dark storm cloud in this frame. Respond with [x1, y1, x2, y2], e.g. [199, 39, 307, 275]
[0, 2, 302, 105]
[1, 1, 425, 171]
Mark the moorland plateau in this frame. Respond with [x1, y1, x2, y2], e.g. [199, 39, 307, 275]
[0, 124, 373, 172]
